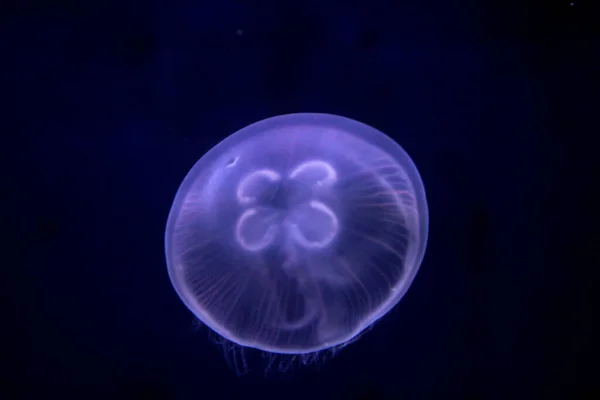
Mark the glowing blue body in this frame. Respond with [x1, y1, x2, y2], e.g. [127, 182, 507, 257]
[165, 113, 428, 356]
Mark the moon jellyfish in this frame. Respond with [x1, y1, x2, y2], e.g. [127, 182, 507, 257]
[165, 113, 429, 372]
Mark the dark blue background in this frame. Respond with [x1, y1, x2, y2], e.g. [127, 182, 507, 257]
[3, 0, 596, 398]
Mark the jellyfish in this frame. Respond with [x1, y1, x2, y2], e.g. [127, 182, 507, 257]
[164, 113, 428, 372]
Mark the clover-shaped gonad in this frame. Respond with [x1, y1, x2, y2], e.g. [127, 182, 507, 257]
[234, 160, 340, 253]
